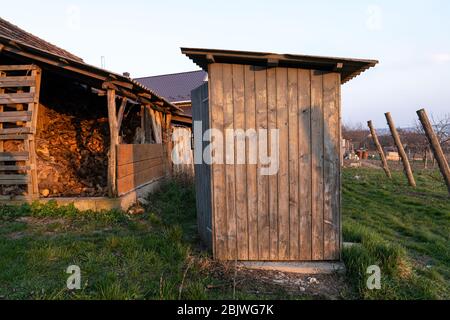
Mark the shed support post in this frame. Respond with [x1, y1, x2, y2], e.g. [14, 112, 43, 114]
[385, 112, 416, 187]
[417, 109, 450, 195]
[368, 120, 392, 179]
[163, 113, 173, 176]
[117, 97, 127, 136]
[107, 89, 119, 197]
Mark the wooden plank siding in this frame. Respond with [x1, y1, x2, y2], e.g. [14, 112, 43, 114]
[116, 144, 166, 196]
[204, 63, 341, 261]
[192, 82, 213, 249]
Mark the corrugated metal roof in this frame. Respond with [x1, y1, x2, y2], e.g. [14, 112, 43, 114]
[181, 47, 378, 84]
[0, 17, 83, 62]
[135, 70, 207, 103]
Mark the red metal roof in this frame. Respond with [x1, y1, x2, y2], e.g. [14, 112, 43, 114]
[135, 70, 207, 103]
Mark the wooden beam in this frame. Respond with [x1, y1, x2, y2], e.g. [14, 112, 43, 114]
[206, 54, 215, 63]
[138, 92, 152, 99]
[417, 109, 450, 195]
[267, 58, 279, 67]
[171, 114, 192, 125]
[0, 152, 29, 161]
[2, 43, 106, 81]
[140, 105, 146, 144]
[0, 65, 37, 71]
[385, 112, 416, 187]
[0, 92, 34, 104]
[368, 120, 392, 179]
[117, 97, 127, 133]
[107, 89, 119, 197]
[148, 107, 162, 144]
[102, 82, 153, 105]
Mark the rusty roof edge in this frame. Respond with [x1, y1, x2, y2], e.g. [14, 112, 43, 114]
[181, 47, 379, 83]
[0, 35, 181, 113]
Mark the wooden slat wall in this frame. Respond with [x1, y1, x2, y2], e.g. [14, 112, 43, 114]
[172, 127, 194, 177]
[192, 83, 213, 250]
[207, 63, 341, 261]
[116, 144, 166, 195]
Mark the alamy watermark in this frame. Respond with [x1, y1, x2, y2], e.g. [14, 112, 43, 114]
[172, 121, 280, 176]
[366, 265, 381, 290]
[66, 265, 81, 290]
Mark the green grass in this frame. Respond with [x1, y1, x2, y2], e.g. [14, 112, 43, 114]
[0, 181, 296, 300]
[0, 168, 448, 300]
[342, 168, 449, 299]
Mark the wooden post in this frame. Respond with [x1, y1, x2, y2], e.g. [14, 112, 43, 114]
[107, 89, 119, 197]
[368, 120, 392, 179]
[417, 109, 450, 195]
[385, 112, 416, 187]
[117, 97, 127, 134]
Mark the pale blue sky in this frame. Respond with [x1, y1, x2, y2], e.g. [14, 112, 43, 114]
[2, 0, 449, 127]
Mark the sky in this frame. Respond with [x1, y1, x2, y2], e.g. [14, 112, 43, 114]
[2, 0, 449, 128]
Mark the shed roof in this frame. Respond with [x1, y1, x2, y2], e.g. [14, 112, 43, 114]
[0, 17, 180, 113]
[0, 17, 83, 62]
[181, 47, 378, 84]
[135, 70, 207, 103]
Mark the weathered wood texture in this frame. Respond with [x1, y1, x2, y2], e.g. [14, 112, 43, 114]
[416, 109, 450, 195]
[200, 64, 341, 261]
[107, 89, 119, 197]
[368, 121, 392, 179]
[172, 127, 194, 177]
[0, 65, 41, 200]
[385, 112, 416, 187]
[192, 83, 213, 249]
[116, 144, 166, 196]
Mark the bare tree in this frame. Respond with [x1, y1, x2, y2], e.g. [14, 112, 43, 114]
[415, 113, 450, 168]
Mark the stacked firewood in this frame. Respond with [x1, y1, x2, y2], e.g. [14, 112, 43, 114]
[35, 106, 109, 197]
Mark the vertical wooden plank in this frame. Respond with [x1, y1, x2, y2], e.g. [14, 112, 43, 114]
[209, 64, 227, 260]
[288, 68, 300, 260]
[298, 69, 312, 261]
[337, 73, 342, 260]
[29, 68, 41, 198]
[140, 105, 146, 144]
[201, 83, 213, 248]
[276, 68, 290, 260]
[255, 67, 270, 260]
[266, 67, 278, 261]
[107, 89, 119, 197]
[232, 64, 248, 260]
[310, 70, 324, 261]
[223, 64, 237, 260]
[192, 85, 205, 245]
[323, 72, 340, 260]
[0, 72, 4, 168]
[244, 65, 259, 260]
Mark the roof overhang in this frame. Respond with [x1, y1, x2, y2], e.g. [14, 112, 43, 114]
[0, 35, 181, 113]
[181, 47, 378, 84]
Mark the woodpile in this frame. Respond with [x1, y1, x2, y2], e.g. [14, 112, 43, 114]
[35, 105, 109, 197]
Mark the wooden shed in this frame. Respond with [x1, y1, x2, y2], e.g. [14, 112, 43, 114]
[182, 48, 377, 262]
[0, 17, 181, 210]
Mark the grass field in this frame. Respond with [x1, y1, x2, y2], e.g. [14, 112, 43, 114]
[0, 168, 448, 300]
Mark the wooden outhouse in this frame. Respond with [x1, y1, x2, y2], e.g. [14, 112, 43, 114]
[183, 48, 377, 262]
